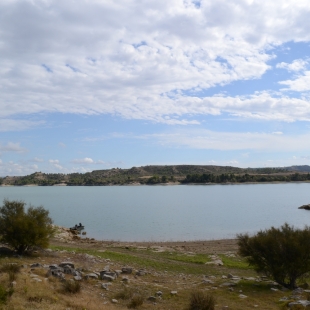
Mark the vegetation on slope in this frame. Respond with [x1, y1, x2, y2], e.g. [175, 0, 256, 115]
[1, 164, 310, 186]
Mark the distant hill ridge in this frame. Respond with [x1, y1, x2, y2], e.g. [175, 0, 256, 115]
[1, 164, 310, 186]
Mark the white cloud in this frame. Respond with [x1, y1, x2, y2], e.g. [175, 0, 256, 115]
[72, 157, 94, 164]
[143, 129, 310, 152]
[0, 142, 27, 153]
[279, 71, 310, 92]
[1, 1, 310, 125]
[33, 157, 44, 162]
[276, 59, 308, 72]
[0, 119, 45, 132]
[0, 161, 38, 176]
[58, 142, 66, 148]
[49, 159, 59, 164]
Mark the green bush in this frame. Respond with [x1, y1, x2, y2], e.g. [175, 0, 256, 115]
[0, 200, 54, 254]
[238, 223, 310, 289]
[187, 290, 215, 310]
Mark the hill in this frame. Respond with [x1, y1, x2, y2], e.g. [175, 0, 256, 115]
[1, 165, 310, 186]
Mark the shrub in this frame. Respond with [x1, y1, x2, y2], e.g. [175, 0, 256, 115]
[114, 287, 134, 300]
[187, 290, 215, 310]
[127, 294, 144, 309]
[0, 285, 13, 304]
[0, 200, 54, 254]
[61, 280, 81, 294]
[0, 263, 21, 281]
[238, 223, 310, 289]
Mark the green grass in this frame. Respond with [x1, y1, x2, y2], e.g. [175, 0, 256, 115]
[218, 255, 252, 270]
[151, 251, 209, 264]
[51, 246, 216, 275]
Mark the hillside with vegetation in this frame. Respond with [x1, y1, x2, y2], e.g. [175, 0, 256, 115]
[1, 165, 310, 186]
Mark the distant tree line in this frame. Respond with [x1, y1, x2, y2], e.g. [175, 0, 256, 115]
[181, 172, 310, 184]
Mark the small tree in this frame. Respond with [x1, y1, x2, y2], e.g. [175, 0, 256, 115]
[0, 200, 54, 254]
[238, 223, 310, 289]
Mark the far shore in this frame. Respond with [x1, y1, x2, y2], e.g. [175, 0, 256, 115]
[1, 180, 310, 187]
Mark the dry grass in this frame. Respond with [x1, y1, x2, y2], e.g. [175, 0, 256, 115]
[187, 290, 215, 310]
[60, 280, 81, 294]
[127, 294, 144, 308]
[0, 239, 307, 309]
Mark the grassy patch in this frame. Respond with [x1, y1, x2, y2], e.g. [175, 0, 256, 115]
[152, 251, 209, 264]
[218, 255, 252, 269]
[50, 245, 215, 274]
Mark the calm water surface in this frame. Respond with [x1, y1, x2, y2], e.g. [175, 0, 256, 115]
[0, 184, 310, 241]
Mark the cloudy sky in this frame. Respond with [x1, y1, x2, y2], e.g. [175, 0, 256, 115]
[1, 0, 310, 176]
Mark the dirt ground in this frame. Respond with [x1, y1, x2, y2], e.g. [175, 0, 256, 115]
[51, 237, 239, 255]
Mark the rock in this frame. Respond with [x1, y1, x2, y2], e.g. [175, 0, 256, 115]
[101, 274, 115, 281]
[220, 282, 237, 287]
[155, 291, 163, 297]
[59, 262, 75, 269]
[148, 296, 156, 302]
[84, 273, 98, 280]
[30, 263, 42, 268]
[102, 283, 112, 290]
[288, 300, 310, 308]
[49, 264, 58, 269]
[63, 266, 74, 275]
[121, 277, 129, 283]
[239, 294, 247, 298]
[111, 299, 118, 303]
[100, 271, 117, 281]
[74, 276, 82, 281]
[170, 291, 177, 296]
[205, 260, 223, 266]
[136, 269, 146, 276]
[121, 267, 133, 274]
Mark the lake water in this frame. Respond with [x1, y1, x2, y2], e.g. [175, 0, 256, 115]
[0, 184, 310, 241]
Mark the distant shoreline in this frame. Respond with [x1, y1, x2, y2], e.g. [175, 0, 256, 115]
[1, 180, 310, 187]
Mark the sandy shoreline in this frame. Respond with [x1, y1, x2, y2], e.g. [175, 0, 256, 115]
[52, 226, 238, 254]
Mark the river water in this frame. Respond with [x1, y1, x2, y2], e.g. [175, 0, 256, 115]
[0, 183, 309, 241]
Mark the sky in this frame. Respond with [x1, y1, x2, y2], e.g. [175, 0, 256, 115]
[1, 0, 310, 176]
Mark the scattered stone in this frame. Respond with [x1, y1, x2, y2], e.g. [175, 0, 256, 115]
[121, 277, 129, 283]
[148, 296, 156, 302]
[30, 263, 42, 268]
[84, 273, 99, 280]
[155, 291, 163, 297]
[288, 300, 310, 308]
[59, 262, 75, 269]
[220, 282, 237, 287]
[101, 283, 112, 290]
[239, 294, 247, 298]
[170, 291, 177, 296]
[121, 267, 133, 274]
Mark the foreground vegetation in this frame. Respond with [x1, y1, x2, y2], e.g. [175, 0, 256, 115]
[1, 238, 307, 309]
[1, 164, 310, 186]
